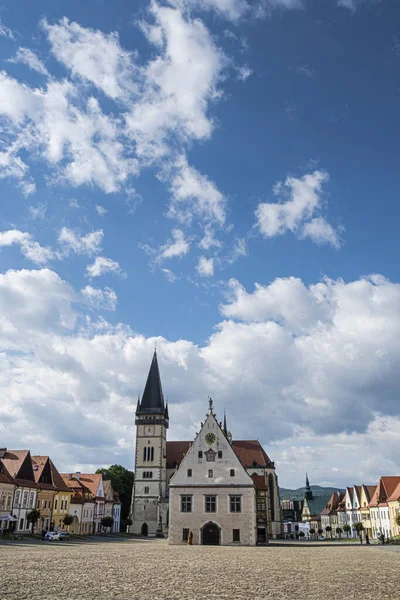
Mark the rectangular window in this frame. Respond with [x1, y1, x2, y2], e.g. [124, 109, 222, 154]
[44, 500, 47, 509]
[187, 469, 192, 477]
[20, 518, 24, 531]
[22, 492, 28, 508]
[182, 528, 189, 542]
[218, 451, 223, 459]
[205, 495, 217, 513]
[144, 487, 149, 494]
[233, 529, 240, 542]
[208, 469, 213, 478]
[230, 469, 235, 477]
[181, 495, 192, 512]
[198, 451, 203, 459]
[55, 499, 58, 510]
[230, 495, 242, 513]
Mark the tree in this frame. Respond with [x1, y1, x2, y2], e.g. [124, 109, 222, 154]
[343, 524, 351, 538]
[26, 509, 41, 533]
[318, 528, 323, 537]
[96, 465, 134, 523]
[309, 528, 316, 539]
[63, 514, 74, 532]
[299, 531, 305, 538]
[336, 527, 343, 539]
[325, 525, 332, 539]
[354, 522, 364, 537]
[101, 516, 114, 532]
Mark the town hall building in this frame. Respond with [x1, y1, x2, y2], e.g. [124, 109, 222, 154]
[130, 351, 282, 545]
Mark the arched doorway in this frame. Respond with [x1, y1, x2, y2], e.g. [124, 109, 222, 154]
[201, 522, 220, 545]
[141, 522, 148, 537]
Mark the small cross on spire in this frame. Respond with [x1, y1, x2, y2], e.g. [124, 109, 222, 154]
[208, 397, 213, 413]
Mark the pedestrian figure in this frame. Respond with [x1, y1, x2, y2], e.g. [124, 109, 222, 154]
[187, 531, 193, 545]
[365, 532, 370, 545]
[359, 533, 363, 544]
[41, 528, 46, 541]
[381, 532, 385, 545]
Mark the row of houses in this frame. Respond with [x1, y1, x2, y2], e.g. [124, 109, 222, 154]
[0, 448, 121, 535]
[299, 475, 400, 540]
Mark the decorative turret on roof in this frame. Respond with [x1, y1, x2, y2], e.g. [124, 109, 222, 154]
[305, 473, 313, 501]
[136, 351, 169, 424]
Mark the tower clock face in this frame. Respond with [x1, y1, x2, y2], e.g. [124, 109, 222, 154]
[145, 425, 154, 436]
[205, 432, 216, 445]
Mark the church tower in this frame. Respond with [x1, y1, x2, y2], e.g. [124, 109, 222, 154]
[130, 350, 169, 536]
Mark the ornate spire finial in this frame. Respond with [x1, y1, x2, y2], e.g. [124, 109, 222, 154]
[208, 397, 213, 413]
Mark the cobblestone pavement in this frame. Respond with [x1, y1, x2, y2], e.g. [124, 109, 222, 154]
[0, 539, 398, 600]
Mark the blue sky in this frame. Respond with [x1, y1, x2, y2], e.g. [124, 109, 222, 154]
[0, 0, 400, 488]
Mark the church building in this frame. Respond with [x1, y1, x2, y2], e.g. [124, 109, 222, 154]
[130, 351, 282, 544]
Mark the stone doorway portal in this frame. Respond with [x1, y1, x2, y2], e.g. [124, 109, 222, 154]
[141, 522, 148, 536]
[201, 522, 220, 545]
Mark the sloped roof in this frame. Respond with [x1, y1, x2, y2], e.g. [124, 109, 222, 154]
[32, 456, 70, 492]
[321, 492, 340, 515]
[0, 459, 16, 485]
[76, 474, 103, 498]
[252, 474, 267, 491]
[1, 450, 38, 487]
[305, 494, 332, 517]
[387, 481, 400, 503]
[369, 477, 400, 507]
[103, 479, 114, 501]
[166, 439, 273, 470]
[137, 351, 166, 415]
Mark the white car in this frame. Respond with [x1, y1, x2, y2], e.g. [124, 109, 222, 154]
[44, 531, 57, 541]
[52, 532, 70, 541]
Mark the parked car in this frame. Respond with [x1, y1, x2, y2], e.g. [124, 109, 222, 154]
[44, 531, 57, 541]
[53, 532, 70, 541]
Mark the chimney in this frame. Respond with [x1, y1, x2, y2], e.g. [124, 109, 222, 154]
[75, 471, 81, 481]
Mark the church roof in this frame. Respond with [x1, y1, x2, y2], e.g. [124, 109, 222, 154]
[305, 494, 332, 517]
[136, 351, 166, 415]
[166, 439, 273, 470]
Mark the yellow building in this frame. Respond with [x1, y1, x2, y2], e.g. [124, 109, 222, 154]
[387, 482, 400, 538]
[359, 484, 376, 539]
[31, 456, 72, 532]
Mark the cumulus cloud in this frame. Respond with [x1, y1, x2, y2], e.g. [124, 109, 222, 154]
[196, 255, 215, 277]
[159, 229, 190, 260]
[58, 228, 103, 256]
[86, 256, 125, 278]
[0, 20, 14, 40]
[81, 285, 117, 311]
[95, 205, 107, 217]
[1, 267, 400, 485]
[255, 170, 341, 247]
[0, 229, 56, 265]
[9, 48, 50, 77]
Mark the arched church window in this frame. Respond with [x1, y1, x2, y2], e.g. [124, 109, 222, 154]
[208, 470, 213, 478]
[150, 447, 154, 461]
[269, 473, 275, 522]
[143, 447, 147, 462]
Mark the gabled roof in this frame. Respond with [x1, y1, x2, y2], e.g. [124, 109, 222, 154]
[0, 459, 16, 485]
[136, 351, 166, 415]
[370, 476, 400, 507]
[76, 474, 104, 498]
[103, 479, 114, 502]
[166, 439, 273, 470]
[1, 450, 38, 487]
[305, 494, 332, 517]
[387, 481, 400, 503]
[321, 492, 340, 515]
[32, 456, 70, 492]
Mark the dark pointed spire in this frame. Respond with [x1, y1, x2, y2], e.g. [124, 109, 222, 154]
[223, 411, 228, 436]
[136, 351, 165, 415]
[305, 472, 313, 501]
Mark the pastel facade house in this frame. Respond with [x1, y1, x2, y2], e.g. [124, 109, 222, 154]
[320, 491, 345, 536]
[359, 485, 376, 539]
[369, 476, 400, 539]
[31, 456, 71, 532]
[168, 403, 257, 546]
[1, 450, 38, 533]
[61, 472, 96, 534]
[104, 479, 121, 532]
[77, 474, 105, 533]
[0, 453, 16, 528]
[387, 481, 400, 537]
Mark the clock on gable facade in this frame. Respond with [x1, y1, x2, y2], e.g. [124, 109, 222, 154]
[145, 425, 154, 436]
[205, 432, 216, 445]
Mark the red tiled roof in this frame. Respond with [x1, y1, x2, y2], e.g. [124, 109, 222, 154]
[0, 459, 16, 485]
[1, 450, 38, 487]
[166, 439, 273, 470]
[321, 492, 340, 515]
[387, 482, 400, 503]
[32, 456, 70, 492]
[251, 474, 267, 490]
[369, 477, 400, 507]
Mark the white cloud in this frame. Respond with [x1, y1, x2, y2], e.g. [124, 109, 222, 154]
[95, 205, 107, 217]
[169, 0, 250, 20]
[1, 267, 400, 486]
[0, 149, 36, 195]
[0, 229, 56, 265]
[41, 17, 137, 100]
[29, 203, 47, 220]
[162, 268, 178, 283]
[302, 217, 342, 249]
[167, 154, 226, 226]
[236, 64, 252, 81]
[86, 256, 125, 278]
[337, 0, 358, 10]
[0, 20, 14, 40]
[81, 285, 117, 311]
[127, 3, 226, 160]
[199, 226, 222, 250]
[196, 255, 215, 277]
[9, 48, 50, 77]
[255, 170, 341, 247]
[58, 228, 103, 256]
[159, 228, 190, 260]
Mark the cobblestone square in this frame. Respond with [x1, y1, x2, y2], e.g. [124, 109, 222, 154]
[1, 539, 398, 600]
